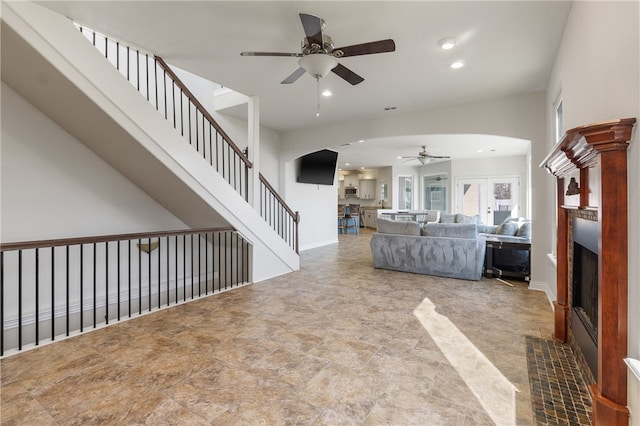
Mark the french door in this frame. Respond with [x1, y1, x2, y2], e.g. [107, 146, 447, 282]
[455, 177, 519, 225]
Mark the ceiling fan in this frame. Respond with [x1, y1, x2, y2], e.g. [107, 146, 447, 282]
[402, 146, 452, 165]
[240, 13, 395, 85]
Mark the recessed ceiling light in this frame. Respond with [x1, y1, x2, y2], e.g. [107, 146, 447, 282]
[360, 166, 365, 170]
[450, 60, 465, 69]
[345, 163, 350, 166]
[397, 156, 402, 160]
[438, 38, 456, 50]
[322, 90, 332, 97]
[477, 149, 483, 153]
[358, 140, 364, 143]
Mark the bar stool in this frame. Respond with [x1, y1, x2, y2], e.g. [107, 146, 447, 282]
[337, 204, 347, 234]
[345, 204, 360, 234]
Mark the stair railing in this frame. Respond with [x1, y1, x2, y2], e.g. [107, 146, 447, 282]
[259, 173, 300, 253]
[0, 227, 251, 357]
[76, 25, 299, 253]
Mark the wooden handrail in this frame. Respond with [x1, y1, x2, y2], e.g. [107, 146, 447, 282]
[259, 173, 298, 221]
[0, 227, 236, 252]
[154, 56, 252, 169]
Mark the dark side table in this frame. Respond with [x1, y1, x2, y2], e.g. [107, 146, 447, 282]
[484, 237, 531, 281]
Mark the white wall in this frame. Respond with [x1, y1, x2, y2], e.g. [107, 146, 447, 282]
[1, 83, 188, 242]
[285, 161, 338, 251]
[545, 1, 640, 420]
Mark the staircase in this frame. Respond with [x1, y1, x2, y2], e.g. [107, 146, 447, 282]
[1, 2, 299, 282]
[76, 25, 300, 254]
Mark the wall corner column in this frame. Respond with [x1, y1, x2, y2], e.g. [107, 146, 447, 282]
[248, 96, 260, 210]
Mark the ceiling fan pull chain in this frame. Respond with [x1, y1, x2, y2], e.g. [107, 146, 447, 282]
[316, 76, 321, 117]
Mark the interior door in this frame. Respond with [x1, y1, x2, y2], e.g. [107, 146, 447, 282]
[456, 177, 519, 225]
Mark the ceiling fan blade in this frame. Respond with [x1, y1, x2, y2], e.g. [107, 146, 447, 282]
[299, 13, 324, 47]
[334, 39, 396, 57]
[281, 67, 306, 84]
[241, 51, 303, 57]
[331, 63, 364, 85]
[427, 155, 451, 159]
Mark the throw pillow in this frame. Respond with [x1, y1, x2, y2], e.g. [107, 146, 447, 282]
[516, 221, 531, 239]
[440, 213, 456, 223]
[495, 221, 519, 236]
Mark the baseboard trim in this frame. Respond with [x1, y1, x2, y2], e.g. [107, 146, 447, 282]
[300, 238, 339, 251]
[529, 280, 555, 307]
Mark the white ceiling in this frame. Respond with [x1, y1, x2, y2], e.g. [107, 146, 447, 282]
[38, 1, 572, 170]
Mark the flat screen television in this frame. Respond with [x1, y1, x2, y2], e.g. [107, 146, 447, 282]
[297, 149, 338, 185]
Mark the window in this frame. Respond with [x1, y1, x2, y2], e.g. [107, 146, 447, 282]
[398, 176, 413, 209]
[380, 182, 388, 203]
[555, 98, 563, 142]
[423, 175, 447, 212]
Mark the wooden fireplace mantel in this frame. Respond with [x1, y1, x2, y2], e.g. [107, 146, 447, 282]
[541, 117, 636, 426]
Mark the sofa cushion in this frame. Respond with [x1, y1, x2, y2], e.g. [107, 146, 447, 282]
[422, 223, 478, 239]
[377, 217, 421, 236]
[477, 224, 499, 234]
[416, 210, 440, 223]
[439, 213, 456, 223]
[495, 221, 519, 236]
[455, 213, 480, 224]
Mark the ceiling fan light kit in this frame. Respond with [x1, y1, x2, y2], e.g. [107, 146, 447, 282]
[298, 54, 338, 79]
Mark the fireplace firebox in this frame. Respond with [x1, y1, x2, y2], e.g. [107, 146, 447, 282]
[571, 217, 599, 379]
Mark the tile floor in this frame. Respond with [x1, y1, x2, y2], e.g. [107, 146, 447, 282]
[526, 336, 592, 425]
[1, 229, 555, 425]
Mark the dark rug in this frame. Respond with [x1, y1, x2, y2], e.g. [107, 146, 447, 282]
[525, 336, 592, 425]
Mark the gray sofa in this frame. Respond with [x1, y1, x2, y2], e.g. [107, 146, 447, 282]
[478, 217, 531, 243]
[370, 217, 487, 281]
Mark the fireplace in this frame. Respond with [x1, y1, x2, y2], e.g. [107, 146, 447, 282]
[571, 217, 598, 379]
[541, 118, 635, 425]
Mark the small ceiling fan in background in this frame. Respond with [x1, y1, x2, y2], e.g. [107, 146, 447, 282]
[401, 146, 452, 165]
[240, 13, 395, 85]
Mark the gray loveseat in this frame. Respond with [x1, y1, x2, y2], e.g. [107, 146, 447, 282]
[370, 217, 487, 281]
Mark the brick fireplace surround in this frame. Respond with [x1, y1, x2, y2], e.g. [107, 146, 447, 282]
[541, 118, 636, 426]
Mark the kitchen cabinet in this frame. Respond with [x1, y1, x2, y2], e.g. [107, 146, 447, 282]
[358, 179, 376, 200]
[338, 180, 345, 199]
[343, 174, 359, 190]
[363, 209, 379, 229]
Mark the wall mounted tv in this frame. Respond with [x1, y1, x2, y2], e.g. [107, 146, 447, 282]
[297, 149, 338, 185]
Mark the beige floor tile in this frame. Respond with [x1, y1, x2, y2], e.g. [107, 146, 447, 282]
[0, 229, 553, 424]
